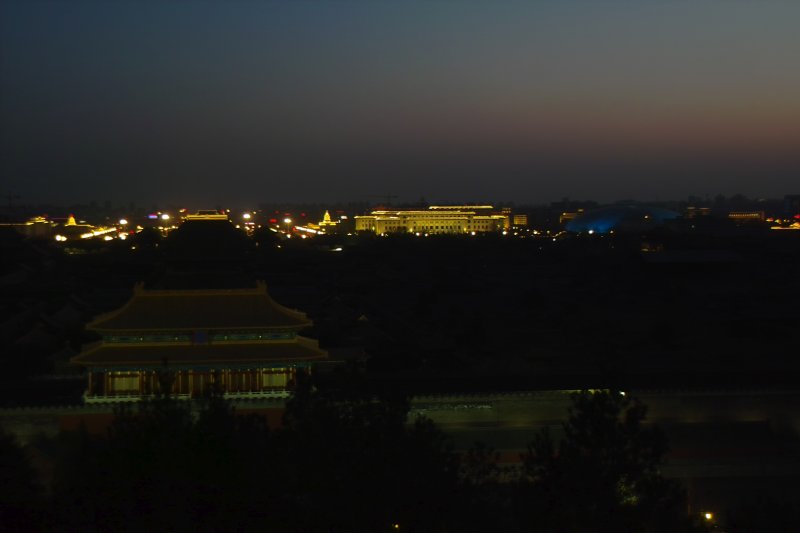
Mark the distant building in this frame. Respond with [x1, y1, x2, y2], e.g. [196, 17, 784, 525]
[727, 211, 765, 223]
[565, 206, 680, 234]
[559, 210, 583, 225]
[512, 214, 528, 227]
[685, 207, 711, 219]
[71, 281, 327, 402]
[185, 210, 229, 221]
[0, 216, 54, 239]
[355, 205, 507, 234]
[53, 214, 117, 242]
[316, 210, 341, 233]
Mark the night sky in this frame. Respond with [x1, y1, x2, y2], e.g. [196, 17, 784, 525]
[2, 1, 799, 207]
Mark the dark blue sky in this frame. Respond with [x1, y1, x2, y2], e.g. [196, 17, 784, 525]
[2, 1, 799, 207]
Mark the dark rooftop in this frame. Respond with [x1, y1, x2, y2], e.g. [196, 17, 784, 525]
[88, 282, 312, 332]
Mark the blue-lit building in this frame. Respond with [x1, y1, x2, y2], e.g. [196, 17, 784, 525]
[565, 205, 680, 234]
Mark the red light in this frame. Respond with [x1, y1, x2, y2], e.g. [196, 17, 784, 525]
[269, 218, 277, 224]
[794, 214, 800, 220]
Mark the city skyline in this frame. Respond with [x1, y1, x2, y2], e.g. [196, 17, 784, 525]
[2, 1, 799, 207]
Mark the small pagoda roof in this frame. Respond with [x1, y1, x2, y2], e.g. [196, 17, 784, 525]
[88, 281, 312, 333]
[72, 337, 326, 367]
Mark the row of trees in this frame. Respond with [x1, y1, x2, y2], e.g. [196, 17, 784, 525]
[2, 386, 705, 532]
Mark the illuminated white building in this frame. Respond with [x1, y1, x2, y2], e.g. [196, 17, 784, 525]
[354, 205, 508, 235]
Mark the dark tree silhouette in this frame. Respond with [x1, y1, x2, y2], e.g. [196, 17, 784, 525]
[49, 380, 462, 532]
[45, 386, 704, 532]
[279, 376, 460, 531]
[519, 390, 703, 533]
[0, 426, 44, 532]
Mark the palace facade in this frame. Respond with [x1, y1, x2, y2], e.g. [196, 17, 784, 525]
[355, 205, 508, 235]
[71, 281, 327, 403]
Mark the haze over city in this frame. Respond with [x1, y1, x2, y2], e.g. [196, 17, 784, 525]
[2, 1, 799, 207]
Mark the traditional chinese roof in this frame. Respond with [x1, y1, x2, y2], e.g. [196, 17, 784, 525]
[87, 281, 312, 333]
[72, 336, 326, 367]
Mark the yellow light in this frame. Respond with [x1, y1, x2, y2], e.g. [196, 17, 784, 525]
[104, 235, 113, 241]
[161, 213, 170, 221]
[119, 233, 127, 240]
[284, 218, 292, 224]
[243, 213, 251, 220]
[704, 512, 713, 521]
[392, 524, 400, 530]
[119, 218, 128, 225]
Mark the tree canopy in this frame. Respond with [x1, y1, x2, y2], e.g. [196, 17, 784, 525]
[519, 390, 702, 533]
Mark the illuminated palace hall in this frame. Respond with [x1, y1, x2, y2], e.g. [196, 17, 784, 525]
[71, 282, 327, 402]
[71, 214, 327, 401]
[355, 205, 508, 234]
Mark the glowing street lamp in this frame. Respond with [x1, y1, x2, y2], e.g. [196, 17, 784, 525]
[161, 213, 170, 221]
[119, 218, 128, 225]
[243, 213, 252, 220]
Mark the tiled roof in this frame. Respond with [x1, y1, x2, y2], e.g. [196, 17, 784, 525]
[72, 336, 326, 366]
[88, 281, 311, 332]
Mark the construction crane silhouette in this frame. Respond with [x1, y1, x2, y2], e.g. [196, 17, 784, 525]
[368, 194, 397, 206]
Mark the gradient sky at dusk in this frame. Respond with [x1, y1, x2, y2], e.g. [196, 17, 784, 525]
[2, 1, 799, 207]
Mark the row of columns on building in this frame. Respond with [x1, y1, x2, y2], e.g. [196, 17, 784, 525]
[88, 367, 302, 397]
